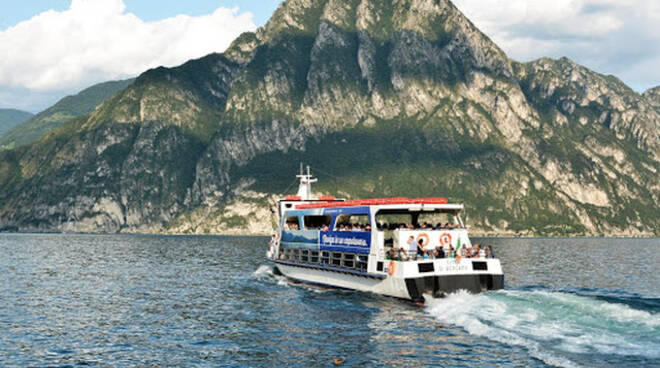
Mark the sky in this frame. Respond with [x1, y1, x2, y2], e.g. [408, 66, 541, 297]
[1, 0, 659, 113]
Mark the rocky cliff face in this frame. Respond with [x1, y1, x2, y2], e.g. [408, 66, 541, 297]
[0, 0, 658, 236]
[644, 86, 660, 112]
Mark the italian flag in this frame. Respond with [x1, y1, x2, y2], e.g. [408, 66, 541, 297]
[456, 238, 462, 260]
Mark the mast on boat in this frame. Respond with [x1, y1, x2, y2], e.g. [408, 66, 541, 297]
[295, 163, 317, 200]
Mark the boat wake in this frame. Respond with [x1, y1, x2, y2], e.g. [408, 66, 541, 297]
[425, 288, 660, 368]
[252, 264, 290, 287]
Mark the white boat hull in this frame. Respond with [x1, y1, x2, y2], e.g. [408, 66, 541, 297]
[273, 258, 504, 302]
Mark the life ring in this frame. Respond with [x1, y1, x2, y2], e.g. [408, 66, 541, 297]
[416, 233, 430, 247]
[439, 232, 452, 246]
[388, 260, 396, 275]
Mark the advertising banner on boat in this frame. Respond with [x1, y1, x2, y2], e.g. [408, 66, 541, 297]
[320, 231, 371, 254]
[280, 229, 320, 250]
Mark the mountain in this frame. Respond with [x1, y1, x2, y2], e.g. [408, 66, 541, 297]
[644, 86, 660, 112]
[0, 78, 134, 150]
[0, 0, 658, 236]
[0, 109, 33, 138]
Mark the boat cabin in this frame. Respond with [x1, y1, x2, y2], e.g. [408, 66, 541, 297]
[276, 198, 473, 276]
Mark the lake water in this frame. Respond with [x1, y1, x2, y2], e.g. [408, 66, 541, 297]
[0, 234, 658, 367]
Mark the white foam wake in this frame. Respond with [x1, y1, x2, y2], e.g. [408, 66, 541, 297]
[425, 289, 660, 368]
[252, 265, 273, 278]
[252, 264, 309, 288]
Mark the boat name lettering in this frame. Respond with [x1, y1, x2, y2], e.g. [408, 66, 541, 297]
[437, 262, 470, 272]
[321, 234, 368, 247]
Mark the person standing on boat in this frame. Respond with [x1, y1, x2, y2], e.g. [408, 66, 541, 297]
[406, 236, 417, 259]
[416, 238, 428, 259]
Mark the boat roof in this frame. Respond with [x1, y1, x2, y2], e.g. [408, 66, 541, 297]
[295, 197, 463, 211]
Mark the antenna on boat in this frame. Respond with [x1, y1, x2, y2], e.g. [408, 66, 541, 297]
[296, 163, 317, 200]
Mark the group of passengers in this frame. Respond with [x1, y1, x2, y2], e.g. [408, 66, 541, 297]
[377, 221, 462, 231]
[286, 220, 460, 232]
[387, 237, 495, 261]
[335, 223, 371, 232]
[284, 222, 300, 230]
[287, 222, 372, 232]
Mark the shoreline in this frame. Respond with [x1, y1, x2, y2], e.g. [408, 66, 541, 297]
[1, 231, 658, 239]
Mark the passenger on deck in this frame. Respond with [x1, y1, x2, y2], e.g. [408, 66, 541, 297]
[470, 244, 481, 258]
[416, 238, 427, 259]
[447, 244, 455, 258]
[398, 247, 409, 261]
[434, 244, 445, 259]
[485, 245, 495, 258]
[460, 245, 468, 257]
[466, 244, 475, 258]
[386, 248, 399, 260]
[406, 236, 417, 259]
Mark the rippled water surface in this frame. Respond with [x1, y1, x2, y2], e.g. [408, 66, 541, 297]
[0, 234, 658, 367]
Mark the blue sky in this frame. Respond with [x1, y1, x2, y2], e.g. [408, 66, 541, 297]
[0, 0, 281, 30]
[1, 0, 659, 113]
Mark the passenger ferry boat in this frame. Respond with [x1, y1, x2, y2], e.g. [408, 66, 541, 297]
[267, 167, 504, 302]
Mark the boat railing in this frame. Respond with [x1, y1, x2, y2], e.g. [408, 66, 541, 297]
[382, 252, 495, 262]
[278, 247, 369, 272]
[378, 246, 495, 262]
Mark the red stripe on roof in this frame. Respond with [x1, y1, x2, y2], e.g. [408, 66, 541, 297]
[294, 197, 447, 209]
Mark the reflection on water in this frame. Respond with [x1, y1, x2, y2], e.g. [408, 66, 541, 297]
[0, 234, 658, 367]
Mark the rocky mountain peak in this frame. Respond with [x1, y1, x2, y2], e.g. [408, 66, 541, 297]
[644, 86, 660, 111]
[515, 57, 660, 154]
[258, 0, 512, 74]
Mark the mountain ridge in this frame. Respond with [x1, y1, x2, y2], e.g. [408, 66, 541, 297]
[0, 0, 658, 236]
[0, 78, 135, 150]
[0, 109, 33, 138]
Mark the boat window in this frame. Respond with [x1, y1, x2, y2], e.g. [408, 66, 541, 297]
[284, 216, 300, 230]
[375, 210, 462, 230]
[375, 213, 413, 230]
[334, 214, 371, 232]
[417, 212, 461, 229]
[303, 215, 332, 230]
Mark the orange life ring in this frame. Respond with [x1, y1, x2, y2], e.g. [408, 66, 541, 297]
[388, 260, 396, 275]
[416, 233, 430, 247]
[440, 232, 452, 246]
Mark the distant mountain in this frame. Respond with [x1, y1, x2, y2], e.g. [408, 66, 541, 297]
[0, 109, 33, 138]
[0, 78, 134, 150]
[0, 0, 658, 236]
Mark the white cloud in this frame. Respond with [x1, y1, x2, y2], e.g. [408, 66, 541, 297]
[0, 0, 256, 111]
[453, 0, 660, 91]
